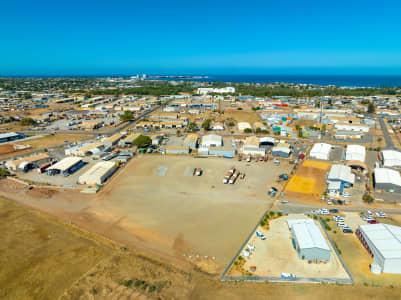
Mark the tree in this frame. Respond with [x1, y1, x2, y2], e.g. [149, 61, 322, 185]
[228, 121, 235, 127]
[368, 102, 376, 113]
[133, 135, 151, 148]
[20, 118, 36, 126]
[120, 110, 133, 122]
[176, 129, 181, 136]
[201, 119, 211, 131]
[187, 122, 197, 132]
[23, 93, 32, 99]
[244, 128, 252, 134]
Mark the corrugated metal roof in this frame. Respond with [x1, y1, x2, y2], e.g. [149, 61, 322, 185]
[287, 218, 330, 251]
[48, 157, 82, 172]
[360, 224, 401, 259]
[374, 168, 401, 186]
[346, 144, 366, 162]
[328, 164, 355, 184]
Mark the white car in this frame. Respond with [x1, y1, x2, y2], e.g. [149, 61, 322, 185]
[327, 200, 332, 205]
[342, 192, 350, 197]
[337, 222, 346, 227]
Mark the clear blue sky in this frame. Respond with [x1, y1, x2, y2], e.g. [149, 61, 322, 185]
[1, 0, 401, 75]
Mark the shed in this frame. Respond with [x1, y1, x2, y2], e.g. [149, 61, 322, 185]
[310, 143, 332, 160]
[346, 145, 366, 162]
[47, 157, 84, 176]
[201, 134, 223, 147]
[165, 146, 190, 155]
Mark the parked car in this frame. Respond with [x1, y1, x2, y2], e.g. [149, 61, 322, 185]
[329, 209, 339, 213]
[281, 199, 289, 204]
[343, 228, 353, 233]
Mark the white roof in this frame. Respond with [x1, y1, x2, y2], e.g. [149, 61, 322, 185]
[346, 144, 366, 162]
[201, 134, 222, 146]
[382, 150, 401, 167]
[359, 224, 401, 259]
[79, 161, 116, 183]
[310, 143, 331, 156]
[48, 157, 82, 172]
[327, 181, 341, 190]
[374, 168, 401, 186]
[237, 122, 252, 131]
[259, 137, 276, 144]
[327, 164, 355, 184]
[287, 218, 330, 251]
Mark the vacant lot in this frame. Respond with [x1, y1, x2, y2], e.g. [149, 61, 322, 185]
[238, 215, 349, 279]
[285, 160, 331, 202]
[0, 197, 113, 300]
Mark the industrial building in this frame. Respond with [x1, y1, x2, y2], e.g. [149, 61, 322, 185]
[373, 168, 401, 193]
[334, 123, 369, 133]
[47, 157, 84, 176]
[102, 133, 125, 147]
[345, 144, 366, 162]
[208, 146, 236, 157]
[327, 164, 355, 194]
[201, 134, 223, 147]
[242, 136, 266, 156]
[356, 224, 401, 274]
[0, 132, 25, 143]
[164, 146, 190, 155]
[118, 133, 141, 148]
[381, 150, 401, 167]
[78, 161, 118, 185]
[287, 218, 331, 262]
[5, 153, 50, 172]
[183, 133, 199, 150]
[259, 136, 276, 147]
[310, 143, 332, 160]
[66, 142, 105, 157]
[271, 142, 291, 158]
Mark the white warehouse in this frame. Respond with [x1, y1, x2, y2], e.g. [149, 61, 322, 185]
[381, 150, 401, 167]
[287, 218, 331, 262]
[201, 134, 223, 147]
[356, 224, 401, 274]
[346, 145, 366, 162]
[310, 143, 332, 160]
[78, 161, 118, 185]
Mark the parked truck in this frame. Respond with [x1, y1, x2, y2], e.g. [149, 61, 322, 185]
[223, 171, 232, 184]
[229, 170, 240, 184]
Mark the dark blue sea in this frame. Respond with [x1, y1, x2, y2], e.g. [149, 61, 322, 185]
[177, 75, 401, 88]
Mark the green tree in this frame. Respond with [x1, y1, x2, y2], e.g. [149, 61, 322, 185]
[244, 128, 253, 133]
[133, 135, 151, 148]
[20, 118, 36, 126]
[368, 102, 376, 113]
[120, 111, 133, 122]
[188, 122, 197, 132]
[202, 119, 212, 131]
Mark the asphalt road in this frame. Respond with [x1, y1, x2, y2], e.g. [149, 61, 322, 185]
[379, 117, 395, 149]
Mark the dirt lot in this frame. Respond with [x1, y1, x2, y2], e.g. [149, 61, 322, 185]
[96, 155, 293, 266]
[1, 197, 401, 300]
[237, 215, 349, 279]
[223, 109, 262, 123]
[285, 160, 331, 202]
[0, 134, 92, 160]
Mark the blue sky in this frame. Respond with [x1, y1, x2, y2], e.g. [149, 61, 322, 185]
[1, 0, 401, 75]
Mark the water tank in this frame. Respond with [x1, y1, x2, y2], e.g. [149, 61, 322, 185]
[370, 263, 382, 275]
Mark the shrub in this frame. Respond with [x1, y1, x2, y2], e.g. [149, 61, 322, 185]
[149, 286, 157, 293]
[123, 280, 133, 287]
[260, 220, 266, 226]
[277, 212, 283, 217]
[269, 211, 275, 217]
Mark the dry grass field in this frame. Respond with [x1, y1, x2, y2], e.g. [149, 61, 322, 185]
[285, 160, 331, 202]
[223, 109, 262, 123]
[1, 184, 401, 299]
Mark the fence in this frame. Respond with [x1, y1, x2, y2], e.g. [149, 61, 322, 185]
[220, 212, 354, 284]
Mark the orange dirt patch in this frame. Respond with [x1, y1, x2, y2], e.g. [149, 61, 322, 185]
[285, 160, 331, 201]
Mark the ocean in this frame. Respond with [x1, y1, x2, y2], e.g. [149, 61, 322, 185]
[160, 75, 401, 88]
